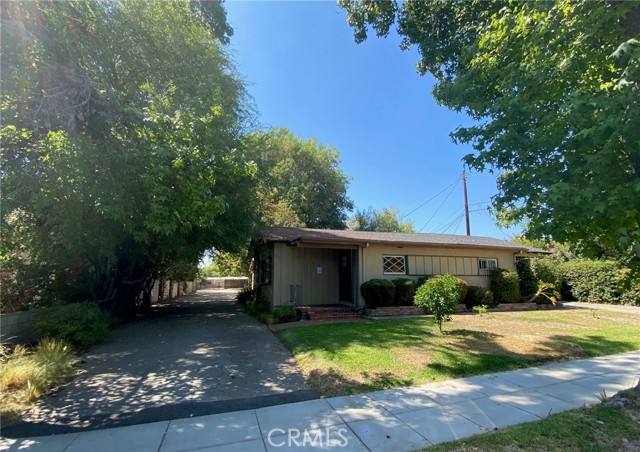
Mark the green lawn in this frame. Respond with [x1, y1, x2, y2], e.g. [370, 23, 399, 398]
[429, 403, 640, 451]
[275, 309, 640, 396]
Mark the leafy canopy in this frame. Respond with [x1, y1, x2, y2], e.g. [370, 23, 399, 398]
[244, 127, 353, 229]
[340, 0, 640, 259]
[200, 252, 249, 277]
[1, 0, 256, 315]
[349, 206, 414, 232]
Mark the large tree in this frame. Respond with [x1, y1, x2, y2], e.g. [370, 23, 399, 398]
[244, 127, 353, 229]
[349, 206, 414, 232]
[1, 0, 257, 315]
[340, 0, 640, 258]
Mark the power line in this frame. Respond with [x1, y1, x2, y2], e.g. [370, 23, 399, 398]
[431, 207, 488, 235]
[432, 206, 464, 232]
[434, 213, 465, 234]
[418, 179, 460, 232]
[401, 178, 460, 220]
[452, 215, 465, 235]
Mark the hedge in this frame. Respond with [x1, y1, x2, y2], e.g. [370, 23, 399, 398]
[516, 258, 537, 300]
[490, 268, 520, 303]
[35, 302, 111, 347]
[532, 258, 564, 288]
[465, 286, 497, 309]
[392, 278, 416, 306]
[619, 269, 640, 305]
[562, 260, 634, 304]
[360, 279, 395, 308]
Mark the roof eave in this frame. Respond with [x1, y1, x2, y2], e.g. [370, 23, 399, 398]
[264, 235, 527, 252]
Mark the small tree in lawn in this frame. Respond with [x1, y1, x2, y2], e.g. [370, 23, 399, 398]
[414, 274, 461, 334]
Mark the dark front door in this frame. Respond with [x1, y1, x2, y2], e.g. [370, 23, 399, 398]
[338, 249, 353, 304]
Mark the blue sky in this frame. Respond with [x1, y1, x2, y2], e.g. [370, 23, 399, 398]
[225, 0, 521, 239]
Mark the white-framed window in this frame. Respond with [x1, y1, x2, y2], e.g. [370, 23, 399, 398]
[383, 255, 406, 275]
[478, 258, 498, 275]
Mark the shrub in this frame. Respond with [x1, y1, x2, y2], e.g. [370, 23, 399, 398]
[236, 287, 255, 305]
[360, 279, 395, 308]
[455, 277, 469, 301]
[270, 305, 300, 324]
[0, 338, 77, 414]
[472, 305, 488, 315]
[416, 276, 430, 289]
[422, 275, 468, 302]
[246, 295, 269, 313]
[34, 303, 111, 347]
[392, 278, 416, 306]
[532, 258, 563, 288]
[562, 260, 625, 303]
[530, 283, 561, 305]
[414, 273, 460, 333]
[490, 268, 520, 303]
[620, 278, 640, 306]
[516, 258, 538, 300]
[465, 286, 496, 309]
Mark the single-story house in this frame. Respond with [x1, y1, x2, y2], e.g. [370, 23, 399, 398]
[251, 227, 548, 308]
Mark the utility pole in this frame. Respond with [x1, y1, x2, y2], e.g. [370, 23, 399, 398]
[462, 170, 471, 236]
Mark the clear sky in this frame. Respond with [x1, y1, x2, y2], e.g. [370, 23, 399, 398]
[225, 0, 521, 239]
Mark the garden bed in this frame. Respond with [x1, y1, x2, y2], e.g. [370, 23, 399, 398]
[366, 303, 563, 319]
[364, 306, 426, 318]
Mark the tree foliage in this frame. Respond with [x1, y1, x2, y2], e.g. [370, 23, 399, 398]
[413, 273, 460, 333]
[1, 0, 257, 315]
[340, 0, 640, 258]
[348, 206, 414, 232]
[200, 252, 249, 277]
[244, 127, 353, 229]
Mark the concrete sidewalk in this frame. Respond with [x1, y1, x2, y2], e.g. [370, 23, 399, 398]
[2, 351, 639, 452]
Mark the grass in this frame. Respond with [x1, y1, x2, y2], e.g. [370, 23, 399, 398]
[428, 404, 640, 451]
[276, 310, 640, 396]
[0, 338, 78, 424]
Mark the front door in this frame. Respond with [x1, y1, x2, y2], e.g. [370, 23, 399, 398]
[338, 249, 353, 304]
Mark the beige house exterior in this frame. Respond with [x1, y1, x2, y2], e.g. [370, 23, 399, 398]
[252, 227, 547, 308]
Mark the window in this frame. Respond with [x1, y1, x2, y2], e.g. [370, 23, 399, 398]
[383, 255, 406, 275]
[478, 258, 498, 275]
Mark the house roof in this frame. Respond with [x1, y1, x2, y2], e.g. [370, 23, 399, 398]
[260, 227, 550, 253]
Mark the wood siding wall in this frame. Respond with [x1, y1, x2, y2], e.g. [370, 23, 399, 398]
[271, 243, 339, 306]
[362, 244, 518, 294]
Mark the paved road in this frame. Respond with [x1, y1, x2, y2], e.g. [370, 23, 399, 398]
[5, 289, 315, 437]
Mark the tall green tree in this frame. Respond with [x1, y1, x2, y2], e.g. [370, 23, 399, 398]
[200, 252, 249, 277]
[348, 206, 414, 232]
[340, 0, 640, 258]
[1, 0, 257, 315]
[244, 127, 353, 229]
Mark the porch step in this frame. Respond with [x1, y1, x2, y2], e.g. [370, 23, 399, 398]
[296, 306, 362, 321]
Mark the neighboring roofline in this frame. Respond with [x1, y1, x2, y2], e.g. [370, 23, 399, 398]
[523, 247, 553, 254]
[259, 226, 540, 252]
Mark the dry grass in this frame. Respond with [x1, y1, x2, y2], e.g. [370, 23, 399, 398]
[0, 338, 77, 424]
[277, 310, 640, 397]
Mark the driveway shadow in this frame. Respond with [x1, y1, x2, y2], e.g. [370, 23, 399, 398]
[4, 290, 316, 438]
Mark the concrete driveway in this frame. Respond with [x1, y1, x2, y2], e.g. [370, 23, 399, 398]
[5, 289, 315, 437]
